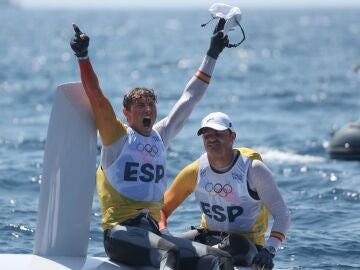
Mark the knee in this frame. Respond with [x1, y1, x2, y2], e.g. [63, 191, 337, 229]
[103, 234, 124, 263]
[159, 245, 180, 270]
[166, 243, 180, 258]
[103, 228, 149, 265]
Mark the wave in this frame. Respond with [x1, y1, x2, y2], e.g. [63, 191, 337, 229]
[254, 146, 325, 164]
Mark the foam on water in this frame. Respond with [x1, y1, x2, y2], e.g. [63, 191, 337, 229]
[255, 146, 325, 164]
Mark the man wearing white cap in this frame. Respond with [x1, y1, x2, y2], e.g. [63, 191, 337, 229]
[160, 112, 291, 270]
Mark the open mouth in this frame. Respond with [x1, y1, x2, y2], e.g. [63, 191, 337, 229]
[143, 117, 151, 128]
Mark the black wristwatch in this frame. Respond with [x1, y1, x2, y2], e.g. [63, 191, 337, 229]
[264, 246, 276, 257]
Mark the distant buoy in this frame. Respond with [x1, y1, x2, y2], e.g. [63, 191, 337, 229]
[329, 121, 360, 160]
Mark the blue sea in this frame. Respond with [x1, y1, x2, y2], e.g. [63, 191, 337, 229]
[1, 6, 360, 270]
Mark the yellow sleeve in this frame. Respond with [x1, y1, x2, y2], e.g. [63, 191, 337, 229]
[102, 118, 127, 146]
[237, 147, 263, 161]
[162, 160, 199, 218]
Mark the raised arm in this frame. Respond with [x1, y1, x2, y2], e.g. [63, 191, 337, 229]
[155, 19, 229, 147]
[70, 24, 126, 146]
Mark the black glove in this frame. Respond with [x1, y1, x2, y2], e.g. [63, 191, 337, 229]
[252, 247, 274, 270]
[207, 18, 229, 60]
[218, 234, 257, 266]
[70, 23, 89, 58]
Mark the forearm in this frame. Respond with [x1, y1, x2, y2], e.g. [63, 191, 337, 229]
[160, 161, 198, 229]
[155, 55, 217, 145]
[182, 55, 216, 100]
[158, 209, 168, 230]
[265, 203, 290, 249]
[197, 55, 217, 79]
[248, 160, 291, 250]
[79, 58, 104, 102]
[160, 189, 183, 229]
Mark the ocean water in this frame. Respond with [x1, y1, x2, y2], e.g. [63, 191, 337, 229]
[1, 7, 360, 269]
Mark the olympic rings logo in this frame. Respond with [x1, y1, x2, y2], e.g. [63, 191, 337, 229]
[136, 143, 159, 157]
[205, 182, 233, 197]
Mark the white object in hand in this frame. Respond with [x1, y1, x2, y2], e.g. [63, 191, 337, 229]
[209, 3, 242, 35]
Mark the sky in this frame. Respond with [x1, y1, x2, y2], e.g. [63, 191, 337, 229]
[15, 0, 360, 9]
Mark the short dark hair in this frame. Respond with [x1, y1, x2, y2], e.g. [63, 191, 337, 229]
[123, 87, 157, 110]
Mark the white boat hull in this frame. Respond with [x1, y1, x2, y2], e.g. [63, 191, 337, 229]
[0, 254, 156, 270]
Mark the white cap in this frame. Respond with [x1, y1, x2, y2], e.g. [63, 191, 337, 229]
[197, 112, 234, 136]
[209, 3, 242, 35]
